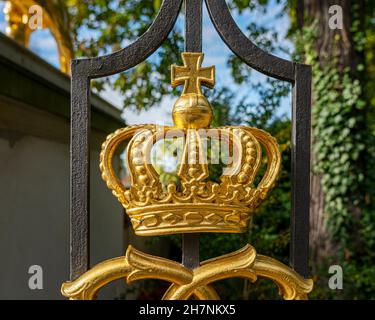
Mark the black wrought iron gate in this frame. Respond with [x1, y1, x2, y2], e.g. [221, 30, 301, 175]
[70, 0, 311, 282]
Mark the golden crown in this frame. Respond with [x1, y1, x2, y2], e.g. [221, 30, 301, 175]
[100, 52, 281, 236]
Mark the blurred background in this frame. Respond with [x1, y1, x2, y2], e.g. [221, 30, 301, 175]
[0, 0, 374, 299]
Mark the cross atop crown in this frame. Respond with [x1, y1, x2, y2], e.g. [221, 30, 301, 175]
[171, 52, 215, 95]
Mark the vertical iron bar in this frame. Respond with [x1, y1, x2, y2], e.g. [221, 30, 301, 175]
[182, 234, 200, 269]
[182, 0, 203, 269]
[70, 62, 90, 281]
[290, 63, 311, 278]
[185, 0, 203, 52]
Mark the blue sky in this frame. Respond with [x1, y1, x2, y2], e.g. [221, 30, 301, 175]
[0, 0, 292, 125]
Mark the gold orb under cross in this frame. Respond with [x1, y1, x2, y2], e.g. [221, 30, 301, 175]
[171, 52, 215, 129]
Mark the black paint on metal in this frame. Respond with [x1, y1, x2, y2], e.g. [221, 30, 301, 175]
[182, 0, 203, 270]
[291, 63, 311, 278]
[185, 0, 203, 52]
[70, 71, 90, 281]
[70, 0, 311, 280]
[182, 234, 200, 269]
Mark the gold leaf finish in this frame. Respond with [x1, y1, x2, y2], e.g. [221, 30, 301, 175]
[171, 52, 215, 95]
[61, 244, 313, 300]
[100, 125, 281, 236]
[171, 52, 215, 128]
[61, 245, 193, 300]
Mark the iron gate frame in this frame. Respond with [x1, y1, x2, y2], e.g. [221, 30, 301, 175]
[70, 0, 311, 282]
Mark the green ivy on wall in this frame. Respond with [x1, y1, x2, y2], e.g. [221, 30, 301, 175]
[295, 20, 367, 242]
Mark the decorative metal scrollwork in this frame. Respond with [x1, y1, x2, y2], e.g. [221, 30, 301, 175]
[62, 244, 313, 300]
